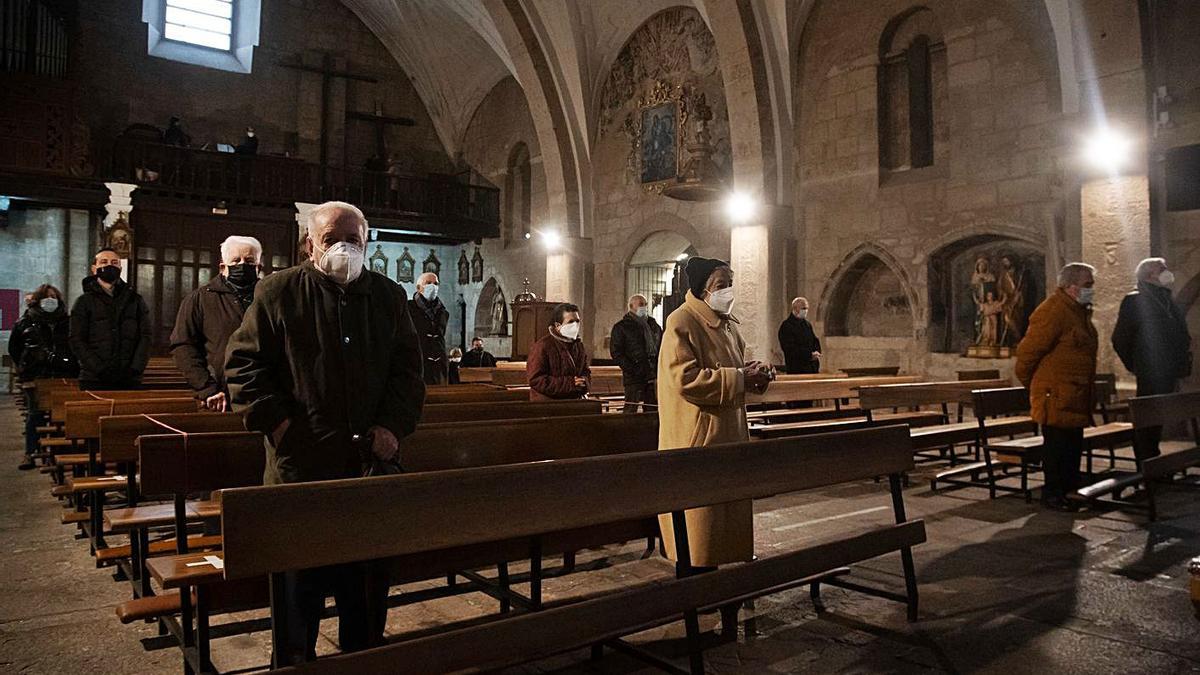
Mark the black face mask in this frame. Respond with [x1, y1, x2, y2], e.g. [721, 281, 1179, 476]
[96, 265, 121, 283]
[226, 263, 258, 288]
[472, 345, 483, 352]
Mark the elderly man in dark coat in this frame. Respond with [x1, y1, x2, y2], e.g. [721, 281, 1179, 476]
[410, 271, 450, 384]
[609, 294, 662, 413]
[1112, 257, 1192, 459]
[170, 235, 262, 411]
[778, 296, 822, 374]
[225, 201, 424, 666]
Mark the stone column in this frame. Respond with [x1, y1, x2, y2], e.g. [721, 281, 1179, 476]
[544, 236, 592, 305]
[1080, 175, 1150, 378]
[103, 182, 137, 283]
[729, 204, 792, 364]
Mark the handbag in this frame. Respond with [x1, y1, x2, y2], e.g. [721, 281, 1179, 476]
[355, 432, 404, 477]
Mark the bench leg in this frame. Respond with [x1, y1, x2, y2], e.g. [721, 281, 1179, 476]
[179, 583, 196, 675]
[529, 537, 543, 610]
[719, 603, 739, 640]
[195, 585, 213, 674]
[983, 448, 997, 499]
[810, 582, 825, 613]
[497, 563, 511, 614]
[683, 609, 705, 675]
[1021, 463, 1031, 503]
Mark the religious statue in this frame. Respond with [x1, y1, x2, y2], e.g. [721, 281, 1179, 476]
[967, 252, 1031, 357]
[396, 247, 415, 283]
[970, 257, 997, 346]
[457, 250, 470, 285]
[997, 255, 1027, 344]
[423, 250, 441, 275]
[471, 246, 484, 283]
[369, 244, 388, 276]
[490, 288, 508, 336]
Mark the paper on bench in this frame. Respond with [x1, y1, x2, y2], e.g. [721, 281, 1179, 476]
[185, 555, 225, 570]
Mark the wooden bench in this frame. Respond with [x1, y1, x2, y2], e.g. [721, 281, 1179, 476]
[50, 388, 193, 424]
[423, 387, 529, 404]
[1076, 390, 1200, 520]
[140, 413, 661, 672]
[932, 387, 1132, 501]
[420, 398, 602, 423]
[746, 376, 926, 433]
[214, 426, 922, 674]
[957, 368, 1001, 381]
[841, 366, 901, 377]
[745, 375, 920, 408]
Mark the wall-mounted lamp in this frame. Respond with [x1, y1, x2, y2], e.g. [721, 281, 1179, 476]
[1081, 126, 1133, 174]
[724, 191, 757, 225]
[541, 230, 562, 252]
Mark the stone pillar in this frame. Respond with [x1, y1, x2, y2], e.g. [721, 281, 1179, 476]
[1080, 175, 1150, 379]
[103, 182, 137, 283]
[544, 236, 592, 306]
[729, 205, 791, 364]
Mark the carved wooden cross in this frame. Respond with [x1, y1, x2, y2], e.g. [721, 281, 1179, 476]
[346, 109, 416, 163]
[278, 53, 377, 167]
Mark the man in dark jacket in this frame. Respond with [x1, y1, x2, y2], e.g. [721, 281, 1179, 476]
[69, 248, 151, 390]
[1112, 257, 1192, 458]
[170, 235, 262, 411]
[527, 303, 590, 401]
[609, 294, 662, 413]
[9, 284, 77, 469]
[461, 337, 497, 368]
[225, 201, 424, 665]
[778, 297, 822, 374]
[410, 272, 449, 384]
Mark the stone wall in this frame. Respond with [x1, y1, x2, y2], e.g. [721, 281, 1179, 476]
[795, 0, 1067, 375]
[75, 0, 450, 174]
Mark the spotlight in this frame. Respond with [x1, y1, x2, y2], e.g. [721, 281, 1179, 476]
[1082, 126, 1133, 173]
[724, 191, 757, 224]
[524, 232, 531, 240]
[541, 230, 562, 251]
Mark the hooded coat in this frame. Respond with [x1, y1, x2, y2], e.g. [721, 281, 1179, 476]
[1015, 288, 1098, 429]
[409, 294, 449, 385]
[169, 276, 250, 400]
[69, 276, 151, 386]
[225, 262, 425, 485]
[1112, 281, 1192, 390]
[8, 304, 77, 381]
[656, 290, 752, 567]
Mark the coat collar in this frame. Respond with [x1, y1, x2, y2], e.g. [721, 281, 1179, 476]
[1052, 287, 1091, 320]
[683, 290, 739, 329]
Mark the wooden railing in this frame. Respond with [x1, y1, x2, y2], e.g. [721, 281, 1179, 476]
[109, 138, 500, 232]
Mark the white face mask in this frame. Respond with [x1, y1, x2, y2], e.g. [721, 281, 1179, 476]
[796, 309, 808, 320]
[421, 284, 439, 301]
[1076, 287, 1094, 306]
[635, 306, 649, 318]
[313, 241, 364, 285]
[1158, 270, 1175, 287]
[558, 321, 581, 341]
[39, 297, 59, 313]
[706, 286, 736, 314]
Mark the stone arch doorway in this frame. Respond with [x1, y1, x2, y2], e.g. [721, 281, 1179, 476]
[820, 245, 917, 337]
[474, 277, 509, 338]
[626, 230, 696, 325]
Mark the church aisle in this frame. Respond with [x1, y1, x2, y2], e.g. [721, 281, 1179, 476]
[1, 388, 1197, 674]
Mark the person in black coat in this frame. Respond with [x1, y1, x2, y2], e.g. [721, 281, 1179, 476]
[69, 249, 151, 390]
[461, 337, 497, 368]
[409, 272, 449, 384]
[609, 294, 663, 413]
[8, 284, 77, 468]
[1112, 257, 1192, 458]
[778, 297, 822, 374]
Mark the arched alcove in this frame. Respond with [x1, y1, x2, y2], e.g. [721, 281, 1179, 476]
[927, 235, 1044, 354]
[825, 252, 915, 337]
[474, 277, 508, 337]
[626, 230, 696, 324]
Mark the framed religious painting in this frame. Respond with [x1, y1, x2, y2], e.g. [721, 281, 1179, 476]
[423, 250, 441, 276]
[457, 249, 470, 285]
[106, 212, 134, 259]
[630, 81, 686, 194]
[471, 246, 484, 283]
[396, 247, 415, 283]
[368, 244, 388, 277]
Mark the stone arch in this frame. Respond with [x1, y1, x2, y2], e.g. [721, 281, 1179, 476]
[818, 243, 919, 337]
[617, 213, 706, 271]
[624, 230, 697, 324]
[503, 142, 531, 247]
[474, 277, 509, 338]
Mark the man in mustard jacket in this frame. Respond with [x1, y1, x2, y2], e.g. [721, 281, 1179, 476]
[657, 256, 773, 566]
[1015, 262, 1098, 511]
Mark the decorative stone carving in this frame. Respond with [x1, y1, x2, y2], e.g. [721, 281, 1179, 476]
[369, 244, 388, 276]
[422, 250, 441, 276]
[396, 247, 415, 283]
[457, 249, 470, 285]
[471, 246, 484, 283]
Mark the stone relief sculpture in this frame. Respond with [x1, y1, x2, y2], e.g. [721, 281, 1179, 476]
[490, 287, 508, 336]
[396, 247, 415, 283]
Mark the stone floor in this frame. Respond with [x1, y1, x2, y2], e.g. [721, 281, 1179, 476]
[0, 392, 1197, 674]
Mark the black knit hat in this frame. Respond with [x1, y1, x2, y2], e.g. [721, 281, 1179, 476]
[686, 256, 729, 298]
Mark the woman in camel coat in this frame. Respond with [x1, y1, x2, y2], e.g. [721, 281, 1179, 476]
[656, 257, 773, 567]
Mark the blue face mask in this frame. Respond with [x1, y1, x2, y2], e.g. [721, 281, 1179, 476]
[1076, 287, 1094, 305]
[421, 284, 439, 301]
[635, 306, 649, 318]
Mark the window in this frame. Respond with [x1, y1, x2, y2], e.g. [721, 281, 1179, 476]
[878, 8, 946, 175]
[142, 0, 260, 73]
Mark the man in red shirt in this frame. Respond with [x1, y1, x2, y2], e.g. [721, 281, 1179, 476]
[526, 302, 591, 401]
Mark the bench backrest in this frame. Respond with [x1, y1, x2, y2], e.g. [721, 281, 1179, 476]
[971, 387, 1031, 419]
[401, 413, 658, 472]
[52, 388, 192, 422]
[99, 412, 244, 463]
[957, 368, 1000, 381]
[840, 366, 901, 377]
[456, 368, 496, 383]
[219, 425, 913, 579]
[420, 399, 603, 424]
[424, 388, 529, 405]
[1129, 390, 1200, 429]
[858, 379, 1007, 410]
[139, 431, 265, 495]
[65, 398, 199, 440]
[746, 375, 921, 405]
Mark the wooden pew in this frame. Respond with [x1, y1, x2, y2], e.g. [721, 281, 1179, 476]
[1076, 390, 1200, 520]
[841, 365, 901, 377]
[957, 368, 1000, 381]
[746, 376, 934, 435]
[457, 367, 496, 384]
[491, 365, 625, 395]
[212, 426, 922, 674]
[138, 414, 660, 670]
[931, 387, 1133, 501]
[50, 388, 193, 424]
[745, 375, 920, 407]
[424, 388, 529, 404]
[420, 399, 602, 424]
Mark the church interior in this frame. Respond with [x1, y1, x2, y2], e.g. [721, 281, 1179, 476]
[2, 0, 1200, 673]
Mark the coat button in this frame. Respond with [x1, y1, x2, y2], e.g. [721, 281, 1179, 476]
[343, 336, 351, 344]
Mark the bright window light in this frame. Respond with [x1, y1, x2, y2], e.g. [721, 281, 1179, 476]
[541, 230, 562, 251]
[1082, 126, 1133, 174]
[165, 0, 232, 51]
[724, 191, 757, 225]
